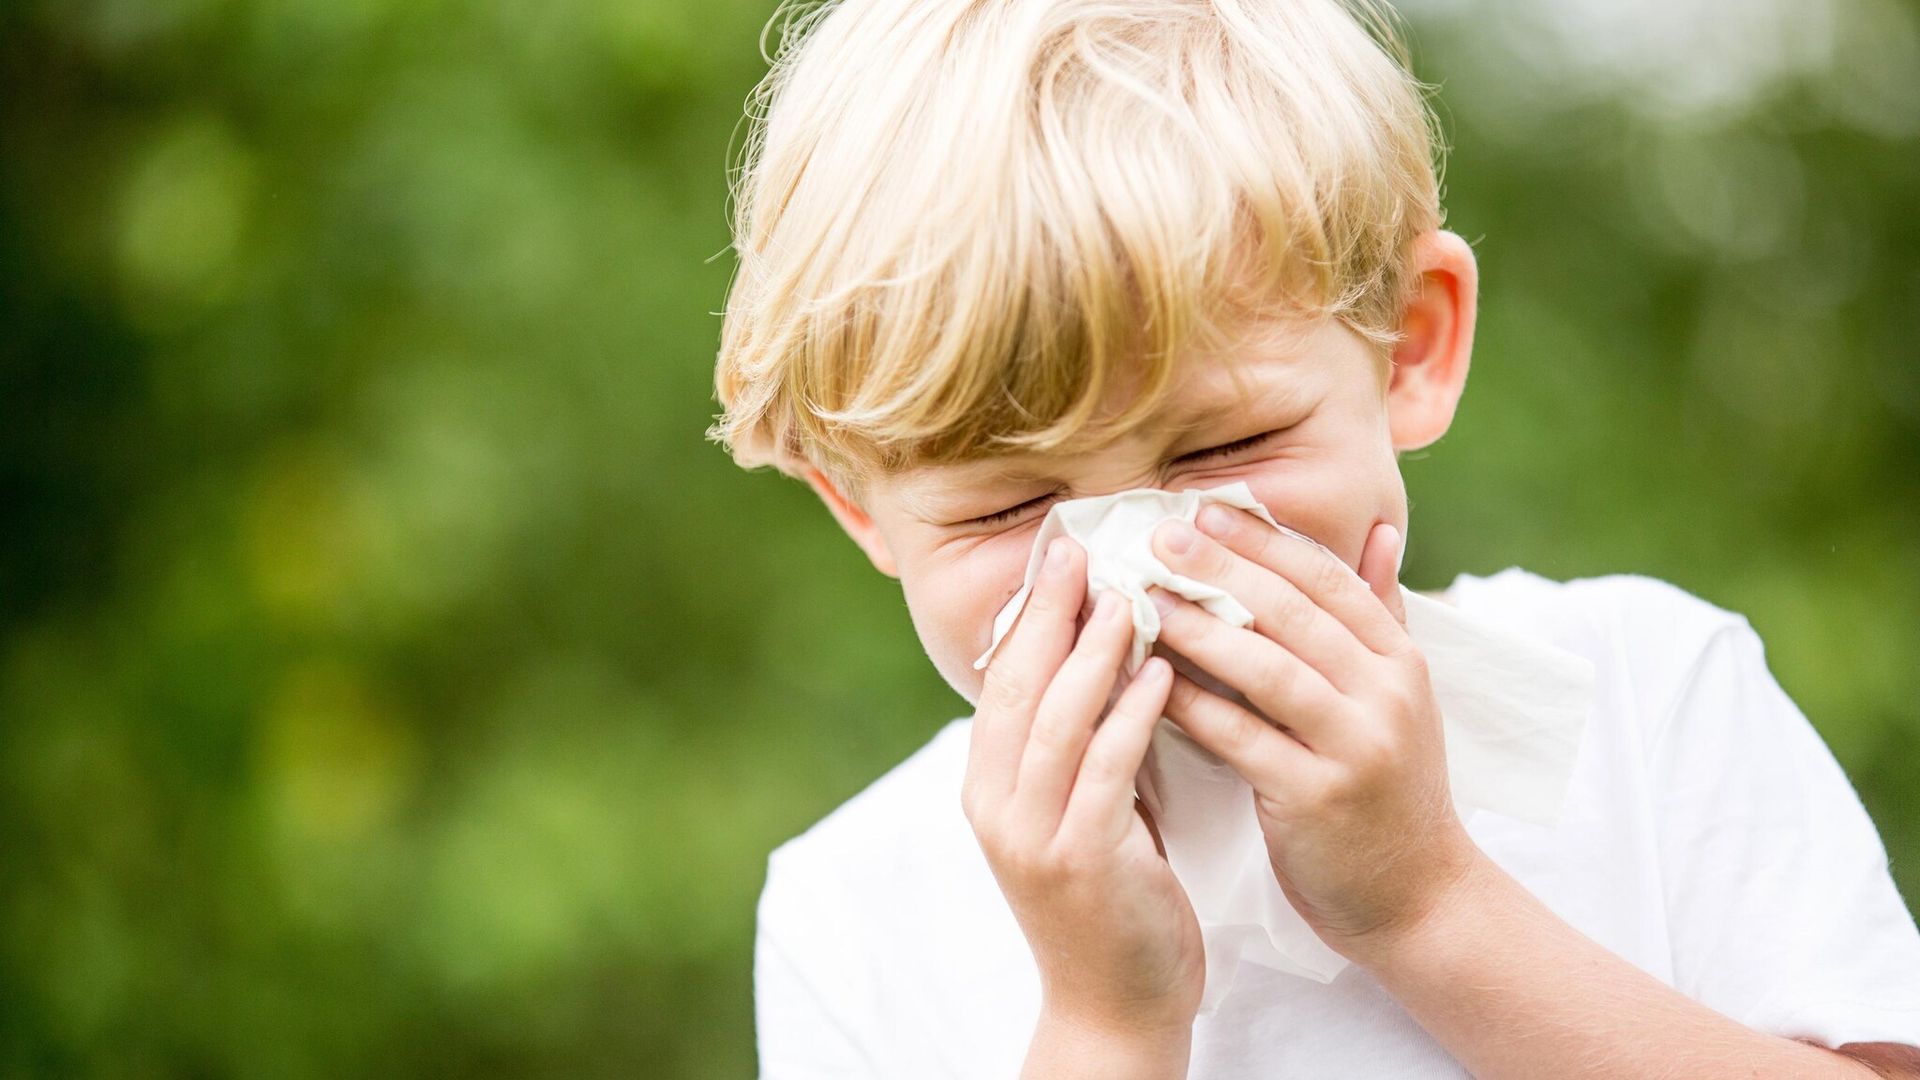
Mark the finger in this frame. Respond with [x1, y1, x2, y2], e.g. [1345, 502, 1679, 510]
[1135, 798, 1168, 859]
[1358, 522, 1408, 628]
[1149, 591, 1347, 751]
[1163, 672, 1332, 797]
[1150, 517, 1371, 691]
[1058, 657, 1174, 847]
[1011, 589, 1135, 823]
[970, 538, 1087, 803]
[1190, 505, 1409, 656]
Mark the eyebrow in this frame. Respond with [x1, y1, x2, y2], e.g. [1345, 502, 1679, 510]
[891, 463, 1045, 520]
[1159, 371, 1315, 436]
[1161, 398, 1255, 437]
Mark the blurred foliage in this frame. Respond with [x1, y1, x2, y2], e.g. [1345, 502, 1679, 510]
[1, 0, 1916, 1074]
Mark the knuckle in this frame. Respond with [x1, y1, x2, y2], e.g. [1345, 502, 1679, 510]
[1238, 523, 1273, 561]
[1024, 588, 1062, 620]
[970, 815, 1002, 851]
[1252, 788, 1295, 821]
[1272, 589, 1317, 639]
[981, 668, 1036, 716]
[1056, 849, 1099, 880]
[1192, 535, 1230, 575]
[1064, 624, 1113, 664]
[966, 796, 1002, 837]
[1346, 728, 1397, 777]
[1381, 679, 1420, 718]
[1306, 554, 1347, 600]
[1208, 547, 1247, 588]
[1045, 837, 1097, 879]
[1370, 656, 1426, 715]
[1173, 606, 1219, 649]
[960, 778, 992, 827]
[984, 821, 1035, 864]
[1077, 754, 1117, 787]
[1006, 843, 1060, 882]
[1269, 769, 1334, 816]
[1252, 660, 1298, 710]
[1395, 641, 1431, 679]
[1217, 707, 1265, 760]
[1028, 575, 1077, 618]
[1080, 742, 1128, 784]
[1026, 710, 1079, 756]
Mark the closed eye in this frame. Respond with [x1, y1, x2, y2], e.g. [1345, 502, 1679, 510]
[964, 491, 1061, 527]
[959, 429, 1285, 526]
[1176, 428, 1282, 464]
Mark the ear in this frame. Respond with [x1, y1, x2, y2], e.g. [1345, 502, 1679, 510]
[802, 466, 900, 578]
[1385, 229, 1479, 452]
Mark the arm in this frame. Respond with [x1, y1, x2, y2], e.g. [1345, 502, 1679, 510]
[754, 852, 881, 1079]
[1343, 847, 1920, 1080]
[1022, 1010, 1192, 1080]
[1145, 511, 1920, 1079]
[965, 539, 1203, 1080]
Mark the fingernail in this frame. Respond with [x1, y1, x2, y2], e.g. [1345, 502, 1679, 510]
[1042, 538, 1069, 579]
[1160, 520, 1197, 555]
[1139, 657, 1170, 684]
[1196, 505, 1233, 536]
[1382, 524, 1404, 574]
[1149, 588, 1177, 617]
[1093, 590, 1122, 621]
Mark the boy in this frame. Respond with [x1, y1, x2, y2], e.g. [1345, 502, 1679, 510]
[710, 0, 1920, 1075]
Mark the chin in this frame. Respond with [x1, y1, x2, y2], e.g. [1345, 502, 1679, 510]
[934, 656, 986, 709]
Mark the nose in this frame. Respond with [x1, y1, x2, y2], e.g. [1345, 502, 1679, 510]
[1061, 462, 1167, 502]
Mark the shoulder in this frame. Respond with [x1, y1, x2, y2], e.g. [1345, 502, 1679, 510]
[1448, 565, 1751, 654]
[754, 719, 1041, 1073]
[754, 715, 1014, 1010]
[761, 716, 980, 907]
[1450, 565, 1747, 633]
[1446, 566, 1759, 740]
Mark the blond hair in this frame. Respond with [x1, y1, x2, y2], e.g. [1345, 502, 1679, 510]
[710, 0, 1447, 492]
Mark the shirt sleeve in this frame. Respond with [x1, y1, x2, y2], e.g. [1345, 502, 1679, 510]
[1649, 618, 1920, 1051]
[754, 848, 881, 1079]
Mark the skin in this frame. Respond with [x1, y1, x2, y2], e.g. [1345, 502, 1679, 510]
[802, 230, 1920, 1079]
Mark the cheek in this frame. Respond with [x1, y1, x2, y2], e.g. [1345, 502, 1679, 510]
[1236, 460, 1401, 570]
[898, 535, 1041, 704]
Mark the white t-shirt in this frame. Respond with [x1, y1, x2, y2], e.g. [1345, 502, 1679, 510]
[754, 568, 1920, 1077]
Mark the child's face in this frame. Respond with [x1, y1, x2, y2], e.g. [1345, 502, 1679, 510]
[807, 231, 1475, 706]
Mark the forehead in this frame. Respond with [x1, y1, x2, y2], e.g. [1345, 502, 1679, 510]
[1082, 312, 1335, 442]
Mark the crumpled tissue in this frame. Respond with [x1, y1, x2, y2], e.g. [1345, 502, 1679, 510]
[971, 482, 1595, 1012]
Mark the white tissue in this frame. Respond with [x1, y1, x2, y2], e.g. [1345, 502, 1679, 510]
[971, 482, 1594, 1011]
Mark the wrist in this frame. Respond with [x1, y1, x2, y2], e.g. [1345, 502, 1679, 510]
[1022, 1001, 1193, 1080]
[1340, 839, 1501, 974]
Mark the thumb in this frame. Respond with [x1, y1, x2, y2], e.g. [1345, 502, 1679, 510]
[1135, 798, 1169, 860]
[1359, 522, 1408, 627]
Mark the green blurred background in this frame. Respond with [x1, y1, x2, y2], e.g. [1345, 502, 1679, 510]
[2, 0, 1916, 1075]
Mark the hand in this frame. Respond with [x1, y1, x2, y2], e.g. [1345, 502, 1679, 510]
[1144, 508, 1482, 963]
[964, 536, 1206, 1041]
